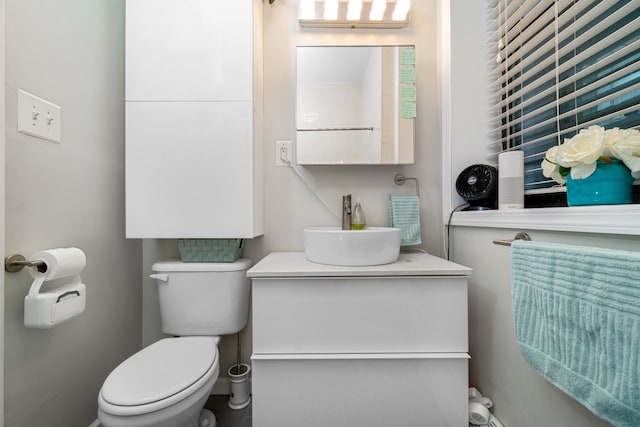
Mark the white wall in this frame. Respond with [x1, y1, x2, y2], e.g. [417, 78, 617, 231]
[442, 0, 497, 216]
[451, 227, 635, 427]
[252, 0, 442, 265]
[142, 0, 443, 373]
[445, 1, 627, 426]
[3, 3, 626, 427]
[4, 1, 141, 425]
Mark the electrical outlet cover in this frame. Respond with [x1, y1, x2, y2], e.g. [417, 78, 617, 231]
[275, 140, 292, 166]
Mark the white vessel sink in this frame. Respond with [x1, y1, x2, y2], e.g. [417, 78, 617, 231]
[303, 227, 402, 266]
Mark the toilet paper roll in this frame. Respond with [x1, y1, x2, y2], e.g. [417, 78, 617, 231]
[476, 396, 494, 408]
[27, 248, 86, 299]
[468, 387, 483, 400]
[469, 401, 490, 425]
[28, 247, 86, 281]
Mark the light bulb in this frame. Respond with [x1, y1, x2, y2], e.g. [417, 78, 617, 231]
[324, 0, 338, 20]
[299, 0, 315, 20]
[347, 0, 362, 20]
[370, 0, 386, 20]
[392, 0, 410, 21]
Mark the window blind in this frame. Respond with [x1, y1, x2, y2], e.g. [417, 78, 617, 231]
[489, 0, 640, 192]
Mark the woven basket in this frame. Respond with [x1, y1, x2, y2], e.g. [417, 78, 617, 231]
[177, 239, 244, 262]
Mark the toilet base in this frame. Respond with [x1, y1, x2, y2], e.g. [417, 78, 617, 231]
[94, 409, 215, 427]
[199, 409, 216, 427]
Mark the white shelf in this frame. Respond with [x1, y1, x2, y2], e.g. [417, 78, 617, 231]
[451, 204, 640, 235]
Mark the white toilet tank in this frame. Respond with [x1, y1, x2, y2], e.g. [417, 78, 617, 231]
[151, 258, 252, 336]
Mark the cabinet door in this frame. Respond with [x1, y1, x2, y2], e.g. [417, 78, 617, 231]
[125, 101, 261, 238]
[125, 0, 253, 101]
[252, 354, 468, 427]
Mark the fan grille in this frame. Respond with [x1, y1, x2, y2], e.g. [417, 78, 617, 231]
[456, 165, 497, 201]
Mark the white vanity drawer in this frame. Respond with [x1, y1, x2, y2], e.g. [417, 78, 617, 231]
[251, 353, 469, 427]
[252, 276, 468, 354]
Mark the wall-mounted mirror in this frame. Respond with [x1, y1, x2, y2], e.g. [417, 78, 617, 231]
[296, 45, 416, 165]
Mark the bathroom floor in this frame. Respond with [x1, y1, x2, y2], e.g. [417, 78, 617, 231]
[205, 395, 252, 427]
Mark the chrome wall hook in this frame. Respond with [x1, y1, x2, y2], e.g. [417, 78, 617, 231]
[4, 254, 47, 273]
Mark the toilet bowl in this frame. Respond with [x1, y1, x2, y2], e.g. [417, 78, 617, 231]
[98, 336, 220, 427]
[97, 258, 252, 427]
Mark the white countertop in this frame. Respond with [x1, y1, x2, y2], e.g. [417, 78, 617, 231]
[247, 252, 472, 278]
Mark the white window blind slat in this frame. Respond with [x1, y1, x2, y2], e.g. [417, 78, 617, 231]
[492, 3, 640, 115]
[494, 103, 640, 155]
[491, 0, 588, 88]
[503, 0, 556, 47]
[490, 0, 640, 193]
[494, 67, 640, 135]
[492, 1, 633, 99]
[496, 84, 640, 145]
[493, 40, 639, 118]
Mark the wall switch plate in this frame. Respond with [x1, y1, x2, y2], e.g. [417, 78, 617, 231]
[17, 89, 62, 143]
[275, 140, 292, 166]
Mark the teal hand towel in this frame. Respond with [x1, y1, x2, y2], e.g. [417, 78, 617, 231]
[511, 241, 640, 427]
[389, 196, 421, 246]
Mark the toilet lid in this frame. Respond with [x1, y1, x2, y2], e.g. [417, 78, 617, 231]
[101, 337, 218, 407]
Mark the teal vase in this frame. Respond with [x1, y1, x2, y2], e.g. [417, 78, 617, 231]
[566, 159, 632, 206]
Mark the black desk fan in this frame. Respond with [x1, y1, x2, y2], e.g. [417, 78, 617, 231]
[455, 164, 499, 211]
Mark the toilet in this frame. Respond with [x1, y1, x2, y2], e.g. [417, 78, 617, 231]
[97, 258, 252, 427]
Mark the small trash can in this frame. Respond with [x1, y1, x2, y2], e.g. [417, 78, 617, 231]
[228, 363, 251, 410]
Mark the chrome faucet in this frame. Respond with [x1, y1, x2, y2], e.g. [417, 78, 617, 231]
[342, 194, 352, 230]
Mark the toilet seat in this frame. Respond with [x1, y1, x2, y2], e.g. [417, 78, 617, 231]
[99, 336, 218, 417]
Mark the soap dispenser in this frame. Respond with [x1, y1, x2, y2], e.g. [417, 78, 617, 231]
[351, 202, 366, 230]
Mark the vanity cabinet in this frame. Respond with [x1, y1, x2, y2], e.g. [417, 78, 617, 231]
[248, 252, 472, 427]
[125, 0, 263, 238]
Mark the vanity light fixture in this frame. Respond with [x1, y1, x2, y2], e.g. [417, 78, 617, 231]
[299, 0, 410, 28]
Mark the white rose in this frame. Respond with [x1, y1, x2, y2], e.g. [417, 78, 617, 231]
[558, 125, 606, 179]
[607, 128, 640, 179]
[541, 145, 566, 184]
[602, 127, 626, 158]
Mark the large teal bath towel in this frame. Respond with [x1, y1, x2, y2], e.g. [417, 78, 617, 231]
[511, 241, 640, 427]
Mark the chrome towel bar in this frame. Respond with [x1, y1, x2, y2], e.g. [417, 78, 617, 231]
[493, 232, 531, 246]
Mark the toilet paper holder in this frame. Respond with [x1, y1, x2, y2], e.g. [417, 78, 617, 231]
[5, 249, 87, 328]
[4, 254, 47, 274]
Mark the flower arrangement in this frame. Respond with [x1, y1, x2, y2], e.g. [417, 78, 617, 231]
[541, 125, 640, 184]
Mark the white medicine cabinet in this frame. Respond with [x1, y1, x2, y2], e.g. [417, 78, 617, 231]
[296, 45, 416, 165]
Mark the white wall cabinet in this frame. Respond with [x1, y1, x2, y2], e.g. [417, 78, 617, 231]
[248, 253, 472, 427]
[125, 0, 263, 238]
